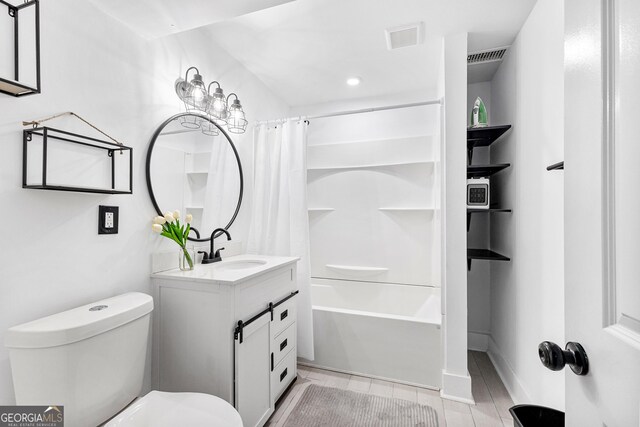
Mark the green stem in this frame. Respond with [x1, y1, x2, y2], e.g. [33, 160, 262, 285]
[182, 246, 194, 269]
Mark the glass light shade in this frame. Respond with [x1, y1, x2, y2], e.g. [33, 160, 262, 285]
[201, 117, 220, 136]
[226, 99, 248, 134]
[184, 73, 208, 111]
[208, 87, 228, 120]
[180, 109, 202, 129]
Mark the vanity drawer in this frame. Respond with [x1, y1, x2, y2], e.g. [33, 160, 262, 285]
[271, 296, 296, 338]
[271, 346, 297, 401]
[272, 322, 296, 367]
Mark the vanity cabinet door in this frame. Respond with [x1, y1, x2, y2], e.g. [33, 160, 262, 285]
[234, 312, 273, 427]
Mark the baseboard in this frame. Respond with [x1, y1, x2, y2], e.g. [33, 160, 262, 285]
[487, 336, 532, 404]
[468, 331, 489, 351]
[440, 370, 474, 404]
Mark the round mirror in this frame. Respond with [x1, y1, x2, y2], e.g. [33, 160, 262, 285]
[146, 113, 243, 242]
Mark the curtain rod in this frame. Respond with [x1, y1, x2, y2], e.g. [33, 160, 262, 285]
[307, 99, 442, 120]
[255, 99, 442, 126]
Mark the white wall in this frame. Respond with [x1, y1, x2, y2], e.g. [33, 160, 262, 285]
[488, 0, 565, 409]
[466, 82, 493, 349]
[440, 33, 473, 403]
[0, 0, 289, 404]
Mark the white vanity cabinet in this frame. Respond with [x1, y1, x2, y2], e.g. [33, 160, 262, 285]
[150, 255, 299, 427]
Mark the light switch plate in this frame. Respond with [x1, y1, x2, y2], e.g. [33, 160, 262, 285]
[99, 205, 119, 234]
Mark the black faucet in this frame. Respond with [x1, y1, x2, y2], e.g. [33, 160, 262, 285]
[188, 227, 201, 239]
[199, 228, 232, 264]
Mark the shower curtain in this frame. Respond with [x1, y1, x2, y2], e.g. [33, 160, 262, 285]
[248, 119, 314, 360]
[201, 135, 238, 231]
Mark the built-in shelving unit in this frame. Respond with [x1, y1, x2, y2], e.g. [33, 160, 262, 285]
[326, 264, 389, 276]
[307, 160, 433, 172]
[467, 208, 512, 231]
[467, 163, 510, 178]
[378, 207, 435, 212]
[467, 125, 511, 163]
[466, 125, 512, 269]
[467, 208, 512, 213]
[308, 208, 335, 213]
[307, 132, 438, 286]
[467, 248, 510, 270]
[183, 151, 212, 231]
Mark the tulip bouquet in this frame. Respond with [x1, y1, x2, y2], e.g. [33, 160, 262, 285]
[152, 210, 195, 270]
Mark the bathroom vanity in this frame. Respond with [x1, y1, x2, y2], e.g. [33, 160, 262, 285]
[151, 254, 299, 427]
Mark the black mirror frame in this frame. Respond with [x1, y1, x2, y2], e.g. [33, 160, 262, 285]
[145, 112, 244, 242]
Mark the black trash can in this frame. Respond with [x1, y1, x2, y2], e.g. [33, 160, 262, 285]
[509, 405, 565, 427]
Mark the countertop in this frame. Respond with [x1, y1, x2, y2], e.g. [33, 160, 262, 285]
[151, 254, 299, 285]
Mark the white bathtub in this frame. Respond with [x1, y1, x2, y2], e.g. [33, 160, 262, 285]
[301, 278, 442, 389]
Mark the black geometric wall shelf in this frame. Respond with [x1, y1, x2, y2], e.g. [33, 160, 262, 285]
[23, 127, 133, 194]
[0, 0, 41, 97]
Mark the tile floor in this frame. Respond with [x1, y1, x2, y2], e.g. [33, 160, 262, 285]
[266, 351, 514, 427]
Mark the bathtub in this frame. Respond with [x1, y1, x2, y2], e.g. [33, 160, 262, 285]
[300, 278, 441, 389]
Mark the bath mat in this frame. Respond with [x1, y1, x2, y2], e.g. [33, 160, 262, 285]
[282, 384, 439, 427]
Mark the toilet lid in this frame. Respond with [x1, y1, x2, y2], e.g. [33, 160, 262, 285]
[105, 391, 243, 427]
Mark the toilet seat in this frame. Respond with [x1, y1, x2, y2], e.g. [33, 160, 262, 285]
[105, 390, 243, 427]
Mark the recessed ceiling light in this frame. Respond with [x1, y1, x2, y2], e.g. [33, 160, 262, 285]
[346, 77, 361, 86]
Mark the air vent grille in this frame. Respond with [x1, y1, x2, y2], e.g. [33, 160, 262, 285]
[467, 48, 508, 64]
[385, 23, 423, 50]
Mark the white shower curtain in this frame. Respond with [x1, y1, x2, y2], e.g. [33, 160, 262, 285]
[248, 119, 314, 360]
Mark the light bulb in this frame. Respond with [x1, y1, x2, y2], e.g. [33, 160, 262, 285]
[186, 73, 208, 111]
[213, 98, 225, 112]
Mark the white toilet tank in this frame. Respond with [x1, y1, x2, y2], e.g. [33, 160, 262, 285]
[4, 292, 154, 427]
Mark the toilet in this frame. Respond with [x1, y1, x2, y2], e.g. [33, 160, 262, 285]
[4, 292, 243, 427]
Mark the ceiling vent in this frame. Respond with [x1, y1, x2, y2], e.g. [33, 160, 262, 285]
[385, 23, 424, 50]
[467, 47, 509, 64]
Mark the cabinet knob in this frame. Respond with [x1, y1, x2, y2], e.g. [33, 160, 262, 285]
[538, 341, 589, 375]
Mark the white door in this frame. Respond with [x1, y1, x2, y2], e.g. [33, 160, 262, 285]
[234, 312, 273, 427]
[565, 0, 640, 425]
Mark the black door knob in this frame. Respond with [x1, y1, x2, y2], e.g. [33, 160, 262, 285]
[538, 341, 589, 376]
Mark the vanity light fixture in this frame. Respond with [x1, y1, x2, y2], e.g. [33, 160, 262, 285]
[226, 93, 248, 134]
[346, 77, 361, 86]
[176, 67, 206, 129]
[180, 67, 208, 110]
[175, 67, 247, 134]
[206, 82, 228, 122]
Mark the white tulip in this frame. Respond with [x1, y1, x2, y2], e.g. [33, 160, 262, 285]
[185, 214, 193, 224]
[164, 212, 175, 223]
[152, 216, 166, 225]
[151, 223, 163, 233]
[173, 210, 181, 220]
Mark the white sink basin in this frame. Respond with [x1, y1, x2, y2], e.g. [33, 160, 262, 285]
[217, 260, 268, 270]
